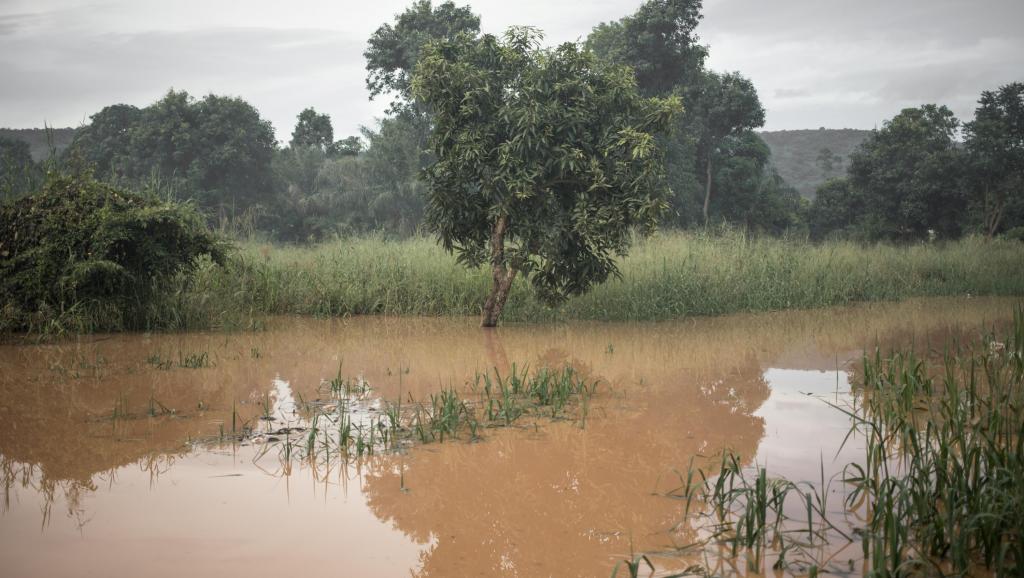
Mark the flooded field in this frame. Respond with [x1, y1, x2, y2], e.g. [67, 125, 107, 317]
[0, 297, 1019, 577]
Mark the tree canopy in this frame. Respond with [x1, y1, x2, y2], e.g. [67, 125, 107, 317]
[847, 105, 965, 241]
[290, 107, 334, 151]
[413, 27, 681, 326]
[690, 71, 766, 223]
[964, 82, 1024, 237]
[0, 136, 39, 199]
[364, 0, 480, 110]
[586, 0, 706, 97]
[68, 90, 277, 217]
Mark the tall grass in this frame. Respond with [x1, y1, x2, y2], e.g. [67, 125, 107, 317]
[7, 230, 1024, 335]
[652, 309, 1024, 576]
[191, 231, 1024, 324]
[837, 309, 1024, 576]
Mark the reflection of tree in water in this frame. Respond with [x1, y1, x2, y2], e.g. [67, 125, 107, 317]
[0, 297, 1013, 572]
[695, 350, 771, 416]
[0, 361, 194, 528]
[0, 452, 178, 530]
[357, 346, 769, 577]
[1, 457, 93, 527]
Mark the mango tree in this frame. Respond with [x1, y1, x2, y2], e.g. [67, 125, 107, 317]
[413, 28, 681, 327]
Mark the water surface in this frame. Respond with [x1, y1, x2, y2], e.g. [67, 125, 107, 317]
[0, 297, 1017, 577]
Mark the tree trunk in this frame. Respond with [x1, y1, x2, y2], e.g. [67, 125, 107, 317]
[984, 184, 1004, 239]
[702, 153, 713, 225]
[481, 214, 517, 328]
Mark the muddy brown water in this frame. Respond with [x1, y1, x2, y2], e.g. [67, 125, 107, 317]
[0, 297, 1019, 577]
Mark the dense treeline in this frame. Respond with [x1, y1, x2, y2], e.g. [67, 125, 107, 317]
[809, 85, 1024, 242]
[1, 0, 1021, 246]
[0, 0, 807, 241]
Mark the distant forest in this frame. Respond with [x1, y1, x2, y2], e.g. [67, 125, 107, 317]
[1, 0, 1021, 245]
[2, 125, 869, 201]
[759, 129, 871, 198]
[0, 127, 75, 161]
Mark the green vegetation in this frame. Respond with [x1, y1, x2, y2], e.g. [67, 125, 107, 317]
[588, 0, 797, 232]
[838, 319, 1024, 576]
[810, 83, 1024, 242]
[759, 129, 871, 198]
[964, 83, 1024, 239]
[0, 0, 805, 242]
[240, 364, 598, 462]
[413, 26, 681, 325]
[0, 172, 226, 334]
[642, 310, 1024, 576]
[13, 227, 1022, 336]
[44, 232, 1011, 334]
[0, 1, 1020, 333]
[66, 90, 278, 218]
[815, 105, 965, 242]
[0, 135, 42, 199]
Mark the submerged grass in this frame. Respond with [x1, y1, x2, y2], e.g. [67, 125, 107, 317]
[230, 364, 599, 467]
[837, 309, 1024, 577]
[10, 231, 1023, 336]
[649, 309, 1024, 577]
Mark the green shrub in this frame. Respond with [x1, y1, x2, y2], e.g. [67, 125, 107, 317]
[0, 172, 227, 333]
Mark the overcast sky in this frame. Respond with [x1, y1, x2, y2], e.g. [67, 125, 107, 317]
[1, 0, 1021, 139]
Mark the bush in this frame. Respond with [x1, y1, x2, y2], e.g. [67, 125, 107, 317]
[0, 173, 228, 333]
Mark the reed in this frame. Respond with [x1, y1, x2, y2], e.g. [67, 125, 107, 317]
[9, 231, 1023, 336]
[650, 308, 1024, 576]
[210, 231, 1024, 324]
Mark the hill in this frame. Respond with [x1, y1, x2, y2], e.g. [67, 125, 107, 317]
[0, 127, 77, 161]
[759, 128, 872, 198]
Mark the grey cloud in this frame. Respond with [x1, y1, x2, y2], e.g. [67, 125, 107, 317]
[774, 88, 811, 99]
[0, 13, 39, 35]
[0, 26, 381, 137]
[1, 0, 1022, 133]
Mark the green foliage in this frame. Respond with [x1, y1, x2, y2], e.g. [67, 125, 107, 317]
[364, 0, 480, 110]
[413, 27, 681, 318]
[586, 0, 706, 97]
[964, 82, 1024, 237]
[358, 112, 430, 234]
[587, 1, 782, 230]
[843, 319, 1024, 575]
[846, 105, 966, 241]
[330, 135, 363, 157]
[290, 107, 334, 151]
[691, 70, 766, 223]
[807, 178, 860, 241]
[67, 90, 277, 218]
[0, 172, 227, 333]
[0, 136, 41, 199]
[709, 131, 805, 235]
[197, 232, 1024, 324]
[67, 103, 143, 179]
[811, 106, 968, 242]
[269, 112, 428, 242]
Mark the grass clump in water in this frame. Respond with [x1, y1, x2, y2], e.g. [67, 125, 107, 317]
[837, 309, 1024, 576]
[650, 309, 1024, 576]
[242, 364, 599, 468]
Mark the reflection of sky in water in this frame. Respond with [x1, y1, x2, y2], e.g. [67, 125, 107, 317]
[755, 368, 861, 483]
